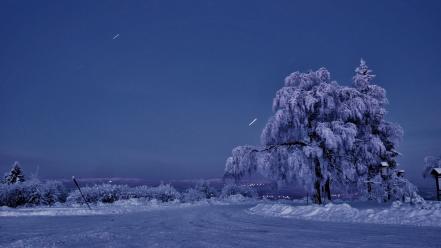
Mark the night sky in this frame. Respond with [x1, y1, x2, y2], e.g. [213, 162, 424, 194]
[1, 1, 440, 186]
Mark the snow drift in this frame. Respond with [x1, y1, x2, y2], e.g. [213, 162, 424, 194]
[249, 202, 441, 227]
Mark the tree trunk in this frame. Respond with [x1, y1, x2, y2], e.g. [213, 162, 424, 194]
[313, 158, 323, 204]
[324, 178, 331, 201]
[314, 180, 322, 204]
[367, 181, 372, 200]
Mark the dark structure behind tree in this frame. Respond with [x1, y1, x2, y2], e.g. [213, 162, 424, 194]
[431, 168, 441, 201]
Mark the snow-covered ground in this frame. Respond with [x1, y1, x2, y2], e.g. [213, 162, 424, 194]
[1, 198, 440, 247]
[249, 201, 441, 227]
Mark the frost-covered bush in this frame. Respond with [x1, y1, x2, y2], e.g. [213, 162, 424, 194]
[141, 184, 181, 202]
[127, 185, 151, 199]
[67, 184, 131, 204]
[66, 183, 181, 204]
[220, 184, 257, 198]
[389, 173, 421, 203]
[194, 180, 218, 198]
[181, 188, 207, 202]
[38, 180, 68, 205]
[362, 175, 386, 202]
[0, 179, 67, 207]
[181, 181, 218, 202]
[359, 172, 421, 203]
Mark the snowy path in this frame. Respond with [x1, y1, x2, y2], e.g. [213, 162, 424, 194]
[0, 204, 439, 248]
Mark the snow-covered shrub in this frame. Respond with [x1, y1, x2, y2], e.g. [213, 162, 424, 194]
[39, 180, 68, 205]
[180, 181, 218, 202]
[194, 180, 218, 198]
[389, 173, 421, 203]
[140, 184, 181, 202]
[67, 184, 131, 204]
[66, 183, 181, 204]
[181, 188, 207, 202]
[220, 184, 257, 198]
[362, 172, 420, 203]
[127, 185, 151, 199]
[0, 179, 67, 207]
[363, 175, 386, 202]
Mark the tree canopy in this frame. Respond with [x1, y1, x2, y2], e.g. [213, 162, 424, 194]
[225, 60, 413, 203]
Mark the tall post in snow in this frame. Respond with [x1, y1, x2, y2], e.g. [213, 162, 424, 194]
[72, 176, 92, 210]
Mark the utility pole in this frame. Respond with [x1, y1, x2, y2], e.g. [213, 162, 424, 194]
[72, 176, 91, 210]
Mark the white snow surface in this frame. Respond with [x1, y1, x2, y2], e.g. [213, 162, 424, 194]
[1, 198, 440, 247]
[249, 201, 441, 227]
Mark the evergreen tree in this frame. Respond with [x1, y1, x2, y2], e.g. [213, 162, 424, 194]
[5, 161, 25, 184]
[353, 58, 376, 90]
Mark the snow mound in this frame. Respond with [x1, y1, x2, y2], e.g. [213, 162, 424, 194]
[249, 201, 441, 227]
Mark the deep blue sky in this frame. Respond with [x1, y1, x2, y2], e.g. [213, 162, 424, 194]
[1, 1, 440, 186]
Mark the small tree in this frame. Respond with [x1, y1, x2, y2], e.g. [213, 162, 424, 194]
[5, 161, 25, 184]
[194, 180, 218, 198]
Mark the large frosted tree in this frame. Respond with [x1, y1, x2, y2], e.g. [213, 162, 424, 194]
[225, 60, 412, 203]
